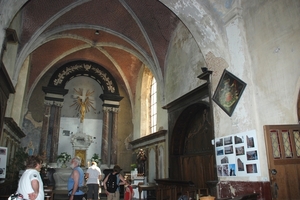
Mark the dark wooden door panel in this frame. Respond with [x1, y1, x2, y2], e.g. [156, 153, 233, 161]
[180, 155, 215, 189]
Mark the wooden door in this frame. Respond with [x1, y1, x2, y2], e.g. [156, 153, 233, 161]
[264, 125, 300, 200]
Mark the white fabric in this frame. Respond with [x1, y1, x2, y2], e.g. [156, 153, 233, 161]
[17, 169, 44, 200]
[86, 165, 102, 184]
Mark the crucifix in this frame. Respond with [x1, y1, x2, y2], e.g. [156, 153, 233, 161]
[70, 88, 96, 123]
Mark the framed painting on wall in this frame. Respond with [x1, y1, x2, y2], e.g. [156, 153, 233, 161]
[212, 69, 247, 116]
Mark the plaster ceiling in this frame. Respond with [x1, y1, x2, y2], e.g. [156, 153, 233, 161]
[17, 0, 180, 101]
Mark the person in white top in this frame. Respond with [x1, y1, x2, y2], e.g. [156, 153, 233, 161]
[17, 155, 44, 200]
[85, 161, 102, 200]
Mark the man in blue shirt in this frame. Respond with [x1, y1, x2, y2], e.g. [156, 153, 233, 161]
[68, 156, 85, 200]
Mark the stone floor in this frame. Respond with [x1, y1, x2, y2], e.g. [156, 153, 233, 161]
[53, 190, 127, 200]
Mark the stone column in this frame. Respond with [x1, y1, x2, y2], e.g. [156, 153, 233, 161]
[39, 104, 51, 159]
[41, 86, 68, 163]
[111, 108, 119, 164]
[50, 103, 63, 162]
[100, 94, 123, 168]
[101, 106, 110, 165]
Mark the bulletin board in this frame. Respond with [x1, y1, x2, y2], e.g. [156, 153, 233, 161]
[215, 130, 260, 177]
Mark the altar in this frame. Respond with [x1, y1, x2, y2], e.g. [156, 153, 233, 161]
[53, 168, 73, 190]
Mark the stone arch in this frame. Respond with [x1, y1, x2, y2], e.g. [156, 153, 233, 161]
[170, 102, 212, 155]
[169, 102, 216, 188]
[40, 60, 123, 164]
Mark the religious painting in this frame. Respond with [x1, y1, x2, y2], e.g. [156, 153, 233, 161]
[212, 70, 247, 116]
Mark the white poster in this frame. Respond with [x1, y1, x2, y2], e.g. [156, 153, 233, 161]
[215, 130, 260, 177]
[0, 147, 8, 178]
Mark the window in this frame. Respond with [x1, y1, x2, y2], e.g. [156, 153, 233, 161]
[150, 77, 157, 133]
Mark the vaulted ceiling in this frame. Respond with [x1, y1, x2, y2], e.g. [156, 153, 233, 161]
[16, 0, 180, 101]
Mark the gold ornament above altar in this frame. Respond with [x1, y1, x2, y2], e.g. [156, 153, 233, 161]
[71, 88, 96, 123]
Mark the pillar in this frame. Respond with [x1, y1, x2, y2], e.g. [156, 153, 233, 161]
[101, 106, 110, 165]
[49, 102, 63, 162]
[41, 86, 68, 163]
[100, 93, 123, 168]
[39, 104, 51, 159]
[111, 107, 119, 164]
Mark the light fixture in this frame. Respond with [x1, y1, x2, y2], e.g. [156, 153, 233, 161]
[95, 30, 99, 35]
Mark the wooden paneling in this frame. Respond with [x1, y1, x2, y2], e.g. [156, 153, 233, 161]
[155, 179, 203, 200]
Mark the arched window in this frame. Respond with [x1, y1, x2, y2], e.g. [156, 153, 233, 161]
[140, 67, 157, 136]
[150, 77, 157, 133]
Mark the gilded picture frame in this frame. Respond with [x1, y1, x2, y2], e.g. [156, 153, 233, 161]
[212, 70, 247, 116]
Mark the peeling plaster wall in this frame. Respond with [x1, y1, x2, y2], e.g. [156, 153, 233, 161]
[161, 0, 228, 58]
[243, 0, 300, 124]
[165, 22, 206, 103]
[162, 0, 300, 185]
[2, 12, 25, 126]
[0, 0, 27, 83]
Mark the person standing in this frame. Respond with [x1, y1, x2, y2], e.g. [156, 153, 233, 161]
[68, 156, 85, 200]
[103, 165, 126, 200]
[17, 155, 44, 200]
[123, 179, 134, 200]
[85, 161, 102, 200]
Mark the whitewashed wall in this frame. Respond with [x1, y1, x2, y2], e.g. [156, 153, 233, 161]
[164, 22, 206, 103]
[162, 0, 300, 183]
[58, 117, 102, 167]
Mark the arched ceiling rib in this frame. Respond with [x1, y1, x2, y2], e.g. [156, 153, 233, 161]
[14, 0, 180, 103]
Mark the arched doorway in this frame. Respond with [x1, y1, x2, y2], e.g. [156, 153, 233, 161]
[170, 102, 216, 189]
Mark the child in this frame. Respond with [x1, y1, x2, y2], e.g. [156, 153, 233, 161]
[124, 178, 134, 200]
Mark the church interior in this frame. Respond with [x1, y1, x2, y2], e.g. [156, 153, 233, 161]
[0, 1, 300, 200]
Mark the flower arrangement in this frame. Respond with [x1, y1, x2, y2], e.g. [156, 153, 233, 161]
[57, 152, 71, 164]
[130, 163, 137, 171]
[91, 153, 101, 164]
